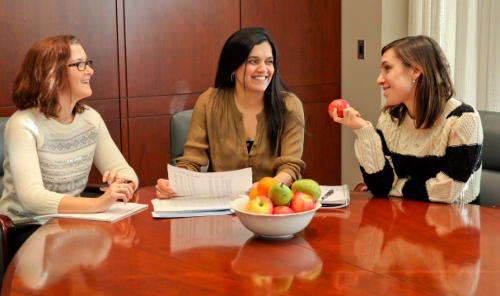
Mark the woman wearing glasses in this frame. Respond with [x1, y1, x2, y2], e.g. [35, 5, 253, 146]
[156, 27, 305, 198]
[0, 35, 138, 234]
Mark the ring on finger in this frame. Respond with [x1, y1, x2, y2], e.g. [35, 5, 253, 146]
[120, 186, 123, 193]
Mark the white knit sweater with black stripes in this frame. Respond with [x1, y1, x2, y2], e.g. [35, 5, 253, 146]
[353, 98, 483, 204]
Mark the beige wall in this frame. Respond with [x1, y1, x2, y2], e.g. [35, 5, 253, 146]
[341, 0, 408, 189]
[381, 0, 410, 105]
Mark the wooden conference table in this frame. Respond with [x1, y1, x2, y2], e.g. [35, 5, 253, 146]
[2, 187, 500, 295]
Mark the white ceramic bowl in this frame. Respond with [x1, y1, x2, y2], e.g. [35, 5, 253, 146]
[230, 196, 322, 239]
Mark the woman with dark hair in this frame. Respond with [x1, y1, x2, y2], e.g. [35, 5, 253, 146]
[333, 36, 482, 204]
[0, 35, 138, 227]
[156, 27, 305, 198]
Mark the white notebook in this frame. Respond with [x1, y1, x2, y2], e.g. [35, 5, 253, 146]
[37, 202, 148, 222]
[319, 185, 350, 207]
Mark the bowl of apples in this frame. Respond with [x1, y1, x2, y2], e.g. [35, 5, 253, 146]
[230, 178, 322, 239]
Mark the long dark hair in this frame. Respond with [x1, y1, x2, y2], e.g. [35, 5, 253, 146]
[381, 35, 455, 129]
[12, 35, 87, 119]
[214, 27, 291, 152]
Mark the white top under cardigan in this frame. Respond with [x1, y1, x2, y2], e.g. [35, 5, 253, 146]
[0, 107, 138, 224]
[353, 98, 482, 204]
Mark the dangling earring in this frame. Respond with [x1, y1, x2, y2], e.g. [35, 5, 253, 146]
[412, 80, 416, 83]
[231, 74, 235, 82]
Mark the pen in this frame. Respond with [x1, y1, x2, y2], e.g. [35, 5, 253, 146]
[321, 189, 334, 200]
[100, 180, 133, 188]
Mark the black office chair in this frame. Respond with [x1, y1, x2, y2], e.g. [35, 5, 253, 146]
[0, 117, 16, 284]
[170, 110, 209, 172]
[478, 110, 500, 207]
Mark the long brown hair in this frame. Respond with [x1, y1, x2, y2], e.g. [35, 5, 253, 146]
[11, 35, 86, 119]
[381, 36, 455, 129]
[214, 27, 293, 152]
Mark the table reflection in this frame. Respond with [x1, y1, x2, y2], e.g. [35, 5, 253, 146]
[170, 215, 251, 252]
[14, 217, 137, 291]
[353, 198, 480, 295]
[231, 236, 323, 293]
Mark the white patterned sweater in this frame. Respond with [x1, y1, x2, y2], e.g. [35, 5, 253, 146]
[0, 107, 138, 224]
[353, 98, 482, 204]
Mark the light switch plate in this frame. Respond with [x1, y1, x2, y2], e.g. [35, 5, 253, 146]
[358, 40, 365, 59]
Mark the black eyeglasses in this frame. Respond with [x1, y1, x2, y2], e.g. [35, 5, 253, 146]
[68, 61, 93, 71]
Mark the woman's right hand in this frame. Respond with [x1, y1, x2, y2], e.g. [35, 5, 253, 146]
[96, 177, 134, 212]
[156, 179, 177, 199]
[332, 107, 369, 130]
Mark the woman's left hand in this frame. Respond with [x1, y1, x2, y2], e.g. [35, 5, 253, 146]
[332, 107, 369, 130]
[102, 170, 118, 185]
[96, 177, 134, 211]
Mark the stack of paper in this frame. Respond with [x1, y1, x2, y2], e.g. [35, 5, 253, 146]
[319, 185, 350, 208]
[152, 165, 253, 218]
[151, 195, 237, 218]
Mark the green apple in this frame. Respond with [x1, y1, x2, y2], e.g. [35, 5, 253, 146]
[291, 179, 321, 201]
[268, 183, 293, 207]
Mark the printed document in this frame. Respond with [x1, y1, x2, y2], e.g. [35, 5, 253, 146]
[167, 164, 252, 196]
[152, 166, 253, 218]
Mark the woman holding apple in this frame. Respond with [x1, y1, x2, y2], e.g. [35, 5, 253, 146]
[156, 27, 305, 199]
[332, 36, 482, 204]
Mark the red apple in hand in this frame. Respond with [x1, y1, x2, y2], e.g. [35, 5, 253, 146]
[328, 99, 350, 118]
[273, 206, 295, 215]
[247, 195, 274, 215]
[290, 192, 315, 213]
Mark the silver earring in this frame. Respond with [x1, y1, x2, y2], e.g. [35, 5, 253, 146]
[231, 74, 235, 82]
[413, 80, 416, 83]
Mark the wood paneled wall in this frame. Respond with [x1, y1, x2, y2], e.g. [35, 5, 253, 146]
[0, 0, 341, 187]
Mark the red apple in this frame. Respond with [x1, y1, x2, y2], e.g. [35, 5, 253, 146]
[290, 192, 315, 213]
[273, 206, 295, 215]
[247, 195, 274, 215]
[328, 99, 350, 118]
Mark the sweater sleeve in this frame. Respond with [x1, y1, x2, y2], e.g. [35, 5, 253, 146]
[424, 111, 482, 203]
[274, 94, 306, 181]
[6, 116, 65, 214]
[175, 90, 211, 171]
[92, 116, 139, 188]
[353, 122, 398, 197]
